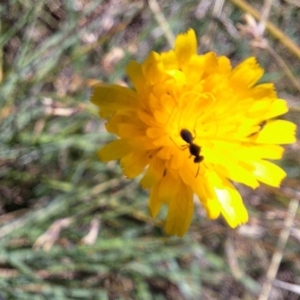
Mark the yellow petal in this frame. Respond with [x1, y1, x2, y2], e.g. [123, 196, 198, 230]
[148, 181, 163, 217]
[146, 127, 166, 139]
[158, 174, 178, 204]
[142, 52, 166, 85]
[183, 55, 205, 83]
[140, 167, 156, 189]
[97, 139, 132, 162]
[126, 60, 146, 93]
[230, 57, 264, 88]
[214, 162, 259, 189]
[194, 173, 221, 220]
[138, 110, 157, 127]
[140, 157, 166, 189]
[246, 144, 284, 160]
[264, 99, 288, 118]
[250, 83, 276, 99]
[255, 120, 296, 144]
[91, 83, 137, 118]
[214, 177, 248, 228]
[175, 29, 197, 68]
[164, 182, 194, 237]
[120, 151, 148, 178]
[217, 56, 232, 74]
[116, 123, 145, 138]
[252, 160, 286, 187]
[161, 50, 178, 70]
[202, 52, 218, 77]
[148, 171, 177, 217]
[203, 143, 258, 188]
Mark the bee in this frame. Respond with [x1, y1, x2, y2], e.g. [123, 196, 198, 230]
[180, 129, 204, 176]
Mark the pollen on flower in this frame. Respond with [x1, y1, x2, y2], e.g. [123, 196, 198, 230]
[91, 28, 296, 237]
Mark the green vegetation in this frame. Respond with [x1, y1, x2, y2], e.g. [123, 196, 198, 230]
[1, 1, 300, 299]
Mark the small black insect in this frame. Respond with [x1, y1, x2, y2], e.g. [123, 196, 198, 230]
[180, 129, 204, 176]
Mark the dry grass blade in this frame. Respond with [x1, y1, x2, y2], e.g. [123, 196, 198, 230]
[258, 198, 299, 300]
[148, 0, 175, 46]
[230, 0, 300, 60]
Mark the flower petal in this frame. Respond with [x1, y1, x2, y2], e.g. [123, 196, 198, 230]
[194, 172, 221, 220]
[126, 60, 147, 94]
[245, 144, 284, 160]
[250, 83, 276, 99]
[140, 167, 156, 189]
[213, 176, 249, 228]
[253, 160, 286, 187]
[164, 182, 194, 236]
[265, 99, 288, 118]
[175, 29, 197, 68]
[148, 172, 178, 217]
[91, 83, 137, 118]
[140, 157, 166, 189]
[148, 181, 163, 217]
[142, 52, 166, 85]
[120, 151, 149, 178]
[255, 120, 296, 144]
[98, 139, 132, 162]
[230, 57, 264, 88]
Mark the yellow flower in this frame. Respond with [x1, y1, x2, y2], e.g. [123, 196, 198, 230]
[91, 29, 296, 236]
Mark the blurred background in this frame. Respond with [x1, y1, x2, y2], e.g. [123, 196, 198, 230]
[0, 0, 300, 299]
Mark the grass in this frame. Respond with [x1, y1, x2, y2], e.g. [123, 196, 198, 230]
[1, 0, 300, 299]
